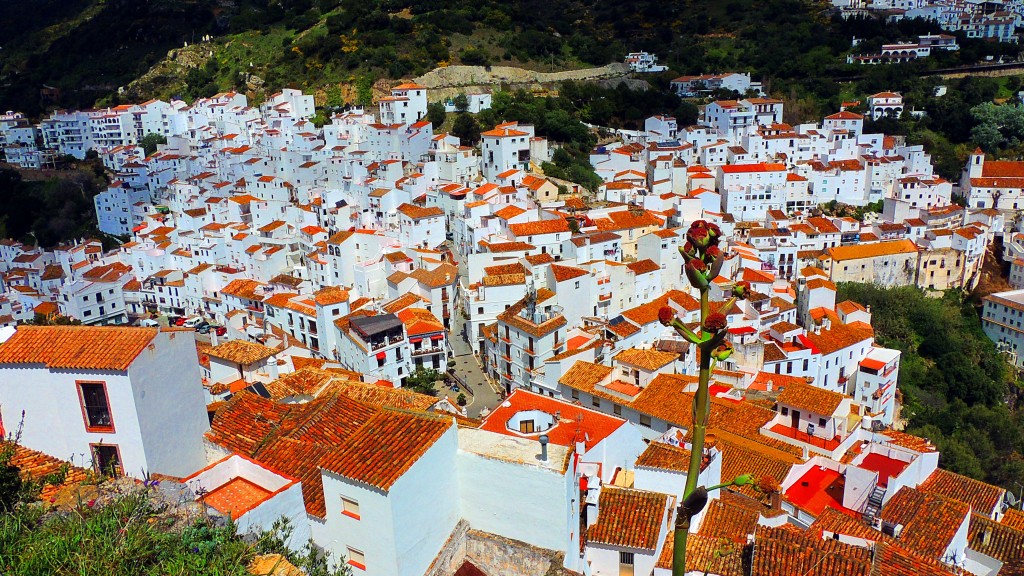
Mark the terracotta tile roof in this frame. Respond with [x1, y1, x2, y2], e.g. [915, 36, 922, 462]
[627, 259, 661, 276]
[494, 206, 527, 220]
[397, 203, 444, 219]
[614, 348, 678, 370]
[483, 262, 526, 276]
[749, 524, 873, 576]
[508, 219, 570, 237]
[319, 410, 451, 491]
[408, 263, 459, 288]
[221, 279, 266, 301]
[716, 431, 801, 499]
[968, 513, 1024, 566]
[879, 486, 970, 560]
[6, 442, 91, 500]
[207, 340, 279, 365]
[479, 389, 624, 450]
[698, 495, 762, 543]
[332, 380, 435, 412]
[762, 343, 787, 363]
[826, 239, 918, 262]
[206, 392, 294, 454]
[550, 264, 588, 282]
[593, 209, 664, 232]
[777, 380, 845, 416]
[918, 468, 1004, 517]
[313, 286, 349, 306]
[396, 307, 445, 335]
[657, 532, 744, 575]
[481, 241, 536, 253]
[1003, 508, 1024, 531]
[252, 437, 336, 518]
[381, 293, 424, 314]
[525, 253, 555, 265]
[803, 320, 873, 355]
[635, 441, 694, 474]
[810, 506, 890, 542]
[620, 290, 700, 327]
[0, 326, 158, 371]
[496, 289, 565, 338]
[559, 361, 614, 391]
[264, 367, 335, 400]
[482, 273, 526, 287]
[587, 486, 668, 550]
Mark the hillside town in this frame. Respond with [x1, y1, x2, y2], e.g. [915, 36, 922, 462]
[0, 81, 1023, 576]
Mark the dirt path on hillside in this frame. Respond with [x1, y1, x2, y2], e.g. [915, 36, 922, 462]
[413, 63, 632, 101]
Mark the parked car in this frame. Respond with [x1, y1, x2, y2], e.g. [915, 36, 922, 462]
[173, 317, 186, 326]
[141, 319, 160, 328]
[183, 317, 204, 328]
[197, 324, 212, 334]
[193, 321, 210, 331]
[215, 326, 227, 337]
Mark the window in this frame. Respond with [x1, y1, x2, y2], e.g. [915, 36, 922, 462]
[78, 382, 113, 432]
[781, 406, 789, 416]
[571, 389, 579, 400]
[639, 414, 651, 428]
[341, 496, 360, 519]
[592, 396, 600, 408]
[613, 404, 622, 416]
[519, 419, 535, 433]
[818, 417, 827, 427]
[347, 548, 366, 571]
[478, 307, 483, 314]
[91, 444, 122, 476]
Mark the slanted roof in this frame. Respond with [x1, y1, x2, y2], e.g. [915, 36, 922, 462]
[776, 381, 844, 416]
[319, 410, 451, 491]
[0, 326, 158, 371]
[587, 486, 669, 550]
[208, 340, 279, 365]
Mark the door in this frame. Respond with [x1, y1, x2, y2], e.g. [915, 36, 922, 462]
[791, 410, 801, 429]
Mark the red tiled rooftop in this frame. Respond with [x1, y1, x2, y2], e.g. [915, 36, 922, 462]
[858, 452, 909, 488]
[605, 380, 643, 397]
[480, 389, 625, 450]
[785, 466, 857, 518]
[769, 423, 842, 450]
[203, 477, 272, 516]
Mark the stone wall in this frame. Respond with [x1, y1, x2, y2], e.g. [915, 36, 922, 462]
[465, 530, 573, 576]
[424, 519, 470, 576]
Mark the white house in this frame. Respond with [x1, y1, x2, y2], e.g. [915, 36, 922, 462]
[0, 326, 209, 478]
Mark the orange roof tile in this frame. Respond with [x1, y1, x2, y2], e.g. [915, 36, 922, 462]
[879, 487, 970, 560]
[207, 340, 279, 365]
[0, 326, 158, 371]
[319, 410, 451, 491]
[587, 486, 669, 550]
[614, 348, 678, 371]
[509, 219, 570, 237]
[918, 468, 1004, 517]
[397, 203, 444, 219]
[777, 381, 844, 416]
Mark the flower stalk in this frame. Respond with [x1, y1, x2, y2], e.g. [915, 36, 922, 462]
[659, 221, 750, 576]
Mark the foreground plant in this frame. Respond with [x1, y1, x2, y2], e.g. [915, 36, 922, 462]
[658, 220, 749, 576]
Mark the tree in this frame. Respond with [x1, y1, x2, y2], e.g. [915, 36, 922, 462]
[139, 133, 167, 157]
[453, 94, 469, 113]
[456, 393, 467, 406]
[451, 113, 481, 145]
[426, 102, 446, 127]
[405, 367, 441, 396]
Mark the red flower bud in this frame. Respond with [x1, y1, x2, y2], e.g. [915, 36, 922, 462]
[658, 306, 675, 326]
[686, 258, 707, 272]
[87, 499, 95, 508]
[732, 280, 751, 300]
[704, 245, 721, 260]
[703, 312, 728, 332]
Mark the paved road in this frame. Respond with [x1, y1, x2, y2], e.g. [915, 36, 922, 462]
[447, 307, 503, 418]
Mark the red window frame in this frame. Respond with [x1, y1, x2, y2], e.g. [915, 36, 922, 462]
[90, 443, 123, 476]
[77, 381, 115, 433]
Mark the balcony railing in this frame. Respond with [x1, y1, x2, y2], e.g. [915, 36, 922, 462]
[412, 346, 443, 357]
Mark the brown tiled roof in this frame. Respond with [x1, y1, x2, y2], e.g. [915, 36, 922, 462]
[777, 381, 844, 416]
[613, 348, 678, 370]
[879, 487, 970, 560]
[319, 410, 451, 491]
[918, 468, 1004, 517]
[550, 264, 588, 282]
[635, 441, 694, 474]
[207, 340, 279, 365]
[206, 392, 293, 455]
[397, 203, 444, 219]
[264, 368, 335, 400]
[382, 293, 424, 314]
[968, 513, 1024, 566]
[803, 320, 873, 355]
[620, 290, 700, 327]
[657, 532, 744, 575]
[332, 380, 435, 412]
[698, 495, 761, 543]
[587, 486, 668, 550]
[826, 239, 918, 262]
[482, 273, 526, 287]
[483, 262, 526, 276]
[221, 278, 265, 301]
[313, 286, 349, 306]
[810, 507, 890, 542]
[627, 259, 660, 275]
[559, 361, 614, 391]
[508, 219, 569, 237]
[750, 525, 873, 576]
[6, 442, 91, 500]
[879, 429, 937, 453]
[496, 289, 565, 338]
[1004, 508, 1024, 531]
[716, 431, 801, 499]
[0, 326, 158, 371]
[408, 263, 459, 288]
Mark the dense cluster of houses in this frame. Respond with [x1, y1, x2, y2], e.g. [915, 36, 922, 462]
[834, 0, 1022, 43]
[0, 81, 1022, 575]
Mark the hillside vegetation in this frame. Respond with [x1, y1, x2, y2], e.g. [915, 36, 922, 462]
[2, 0, 1020, 118]
[837, 284, 1024, 490]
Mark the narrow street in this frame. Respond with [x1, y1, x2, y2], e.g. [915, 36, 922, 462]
[448, 307, 502, 418]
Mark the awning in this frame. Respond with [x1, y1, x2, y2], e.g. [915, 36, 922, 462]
[409, 337, 423, 343]
[430, 334, 444, 340]
[132, 224, 146, 232]
[375, 351, 386, 360]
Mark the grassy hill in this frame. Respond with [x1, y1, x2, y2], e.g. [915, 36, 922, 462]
[2, 0, 992, 116]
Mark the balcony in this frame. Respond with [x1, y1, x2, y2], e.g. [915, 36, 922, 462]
[412, 346, 443, 357]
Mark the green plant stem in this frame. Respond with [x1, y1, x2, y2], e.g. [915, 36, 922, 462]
[674, 289, 713, 576]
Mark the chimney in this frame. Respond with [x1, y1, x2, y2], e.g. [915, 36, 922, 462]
[770, 490, 782, 511]
[539, 434, 549, 461]
[766, 379, 774, 392]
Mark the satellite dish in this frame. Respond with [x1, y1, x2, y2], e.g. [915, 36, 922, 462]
[1007, 492, 1019, 507]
